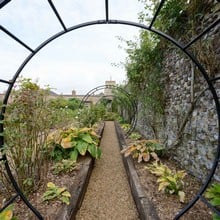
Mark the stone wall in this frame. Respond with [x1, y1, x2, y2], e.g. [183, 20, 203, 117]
[136, 2, 220, 182]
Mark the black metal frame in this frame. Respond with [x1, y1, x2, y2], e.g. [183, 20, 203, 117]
[79, 84, 138, 137]
[0, 0, 219, 219]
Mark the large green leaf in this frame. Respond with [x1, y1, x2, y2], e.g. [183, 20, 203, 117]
[76, 140, 88, 156]
[87, 144, 96, 158]
[87, 144, 101, 159]
[70, 149, 78, 162]
[81, 133, 93, 144]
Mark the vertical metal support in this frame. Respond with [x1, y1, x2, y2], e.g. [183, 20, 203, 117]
[105, 0, 109, 23]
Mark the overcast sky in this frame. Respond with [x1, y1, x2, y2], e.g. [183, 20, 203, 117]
[0, 0, 145, 95]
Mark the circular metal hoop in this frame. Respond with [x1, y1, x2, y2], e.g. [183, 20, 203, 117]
[0, 3, 219, 218]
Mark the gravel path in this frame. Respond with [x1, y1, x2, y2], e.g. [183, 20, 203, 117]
[76, 121, 139, 220]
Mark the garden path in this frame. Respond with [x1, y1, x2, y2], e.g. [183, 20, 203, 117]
[76, 121, 139, 220]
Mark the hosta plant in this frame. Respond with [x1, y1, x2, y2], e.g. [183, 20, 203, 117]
[42, 182, 71, 205]
[146, 162, 186, 203]
[121, 139, 164, 163]
[52, 159, 77, 175]
[48, 127, 101, 162]
[205, 183, 220, 220]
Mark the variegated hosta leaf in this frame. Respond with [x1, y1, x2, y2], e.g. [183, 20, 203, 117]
[140, 147, 146, 153]
[62, 191, 71, 197]
[61, 136, 72, 149]
[79, 127, 91, 133]
[176, 170, 187, 179]
[136, 144, 142, 150]
[90, 130, 100, 138]
[47, 182, 56, 188]
[124, 151, 132, 157]
[76, 140, 88, 155]
[120, 147, 128, 154]
[138, 154, 143, 163]
[158, 181, 169, 192]
[166, 176, 177, 184]
[150, 152, 159, 161]
[57, 187, 66, 195]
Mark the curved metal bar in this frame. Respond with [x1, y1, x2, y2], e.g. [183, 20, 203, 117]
[79, 85, 137, 137]
[100, 93, 137, 137]
[0, 18, 219, 219]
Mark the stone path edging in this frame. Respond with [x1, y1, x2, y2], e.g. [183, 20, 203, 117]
[115, 122, 160, 220]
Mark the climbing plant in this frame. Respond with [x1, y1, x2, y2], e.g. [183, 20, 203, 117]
[124, 30, 165, 138]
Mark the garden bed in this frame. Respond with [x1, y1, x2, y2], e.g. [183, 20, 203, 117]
[1, 123, 105, 220]
[115, 122, 212, 220]
[14, 156, 94, 220]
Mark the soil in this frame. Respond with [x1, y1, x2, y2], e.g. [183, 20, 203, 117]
[0, 122, 214, 219]
[133, 158, 212, 219]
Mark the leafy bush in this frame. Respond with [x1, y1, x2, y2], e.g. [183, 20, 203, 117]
[48, 127, 101, 162]
[146, 161, 186, 203]
[121, 139, 164, 163]
[3, 78, 54, 193]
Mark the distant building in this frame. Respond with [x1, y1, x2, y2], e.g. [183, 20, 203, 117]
[0, 80, 116, 106]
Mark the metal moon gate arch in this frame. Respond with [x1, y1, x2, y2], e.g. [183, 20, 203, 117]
[0, 0, 219, 219]
[79, 84, 138, 137]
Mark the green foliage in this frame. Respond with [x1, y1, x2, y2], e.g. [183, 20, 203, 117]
[121, 123, 131, 132]
[3, 78, 54, 193]
[125, 31, 164, 115]
[52, 159, 77, 175]
[103, 112, 121, 121]
[42, 182, 71, 205]
[121, 139, 164, 163]
[111, 86, 135, 123]
[48, 127, 101, 162]
[1, 78, 77, 194]
[77, 104, 106, 127]
[129, 132, 142, 141]
[205, 183, 220, 220]
[146, 161, 186, 202]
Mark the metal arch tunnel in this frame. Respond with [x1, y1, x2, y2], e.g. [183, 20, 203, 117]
[0, 0, 220, 219]
[79, 84, 138, 137]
